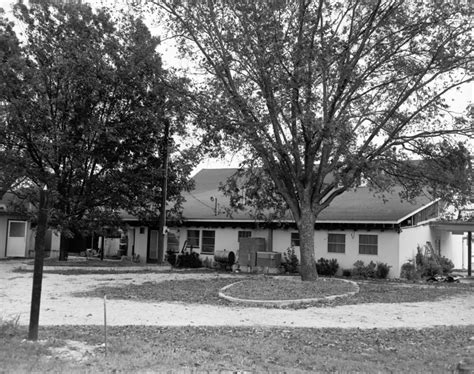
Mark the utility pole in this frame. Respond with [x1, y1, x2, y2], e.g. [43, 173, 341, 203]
[157, 119, 170, 264]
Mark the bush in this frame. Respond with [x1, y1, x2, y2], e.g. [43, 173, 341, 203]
[315, 258, 339, 277]
[166, 250, 178, 266]
[353, 260, 376, 278]
[282, 247, 299, 273]
[420, 259, 442, 277]
[401, 246, 455, 279]
[353, 260, 389, 279]
[375, 262, 391, 279]
[175, 252, 202, 268]
[400, 261, 418, 280]
[342, 269, 352, 277]
[438, 256, 454, 275]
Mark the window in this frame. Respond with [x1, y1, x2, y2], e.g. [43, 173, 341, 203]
[291, 232, 300, 247]
[328, 233, 345, 253]
[238, 231, 252, 242]
[187, 230, 200, 247]
[359, 235, 378, 255]
[201, 230, 215, 253]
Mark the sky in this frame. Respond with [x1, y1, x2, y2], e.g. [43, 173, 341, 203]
[1, 0, 472, 172]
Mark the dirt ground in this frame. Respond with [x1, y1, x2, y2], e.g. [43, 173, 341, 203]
[1, 260, 473, 329]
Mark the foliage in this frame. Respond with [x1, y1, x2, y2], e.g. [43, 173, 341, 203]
[165, 250, 177, 266]
[353, 260, 390, 279]
[315, 258, 339, 277]
[400, 261, 419, 281]
[0, 2, 197, 249]
[156, 0, 473, 281]
[401, 244, 455, 279]
[342, 269, 352, 277]
[175, 251, 202, 268]
[282, 247, 299, 274]
[375, 262, 391, 279]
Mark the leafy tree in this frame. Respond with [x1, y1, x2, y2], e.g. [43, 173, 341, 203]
[0, 2, 197, 257]
[155, 0, 473, 281]
[0, 2, 197, 339]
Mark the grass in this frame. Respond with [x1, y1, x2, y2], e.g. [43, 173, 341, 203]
[73, 275, 474, 308]
[1, 323, 473, 373]
[223, 277, 357, 300]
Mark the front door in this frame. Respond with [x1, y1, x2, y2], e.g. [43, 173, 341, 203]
[6, 220, 27, 257]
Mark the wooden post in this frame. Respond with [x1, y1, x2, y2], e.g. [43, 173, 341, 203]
[28, 185, 48, 341]
[468, 231, 472, 277]
[103, 295, 107, 357]
[158, 119, 170, 264]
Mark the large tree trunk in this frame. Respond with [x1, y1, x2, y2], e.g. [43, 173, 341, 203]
[59, 234, 68, 261]
[297, 207, 318, 281]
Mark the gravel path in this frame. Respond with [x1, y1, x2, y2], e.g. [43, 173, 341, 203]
[1, 260, 473, 329]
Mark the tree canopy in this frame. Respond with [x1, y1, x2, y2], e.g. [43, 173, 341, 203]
[0, 2, 198, 245]
[155, 0, 473, 280]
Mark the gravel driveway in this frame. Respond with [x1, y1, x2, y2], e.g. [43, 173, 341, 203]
[1, 260, 473, 329]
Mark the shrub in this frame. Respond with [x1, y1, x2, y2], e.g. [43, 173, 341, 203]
[352, 260, 366, 277]
[375, 262, 391, 279]
[282, 247, 299, 273]
[400, 261, 418, 280]
[353, 260, 389, 279]
[353, 260, 376, 278]
[342, 269, 352, 277]
[315, 257, 339, 277]
[401, 248, 455, 279]
[438, 256, 454, 275]
[176, 252, 202, 268]
[420, 259, 442, 277]
[166, 250, 177, 266]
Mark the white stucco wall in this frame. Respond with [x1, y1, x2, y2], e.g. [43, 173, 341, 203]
[261, 228, 400, 278]
[178, 226, 271, 260]
[439, 231, 464, 269]
[398, 224, 465, 273]
[315, 230, 400, 277]
[398, 224, 432, 270]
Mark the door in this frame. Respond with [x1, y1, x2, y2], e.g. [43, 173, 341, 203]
[148, 230, 159, 262]
[6, 220, 27, 257]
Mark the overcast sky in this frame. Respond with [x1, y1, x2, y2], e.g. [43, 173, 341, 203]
[1, 0, 472, 169]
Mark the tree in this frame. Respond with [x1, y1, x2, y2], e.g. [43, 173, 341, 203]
[0, 2, 197, 256]
[154, 0, 473, 280]
[0, 2, 197, 339]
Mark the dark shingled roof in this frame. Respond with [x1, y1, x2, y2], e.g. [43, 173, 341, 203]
[181, 168, 434, 224]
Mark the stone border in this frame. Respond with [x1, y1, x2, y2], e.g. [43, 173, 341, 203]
[219, 278, 360, 307]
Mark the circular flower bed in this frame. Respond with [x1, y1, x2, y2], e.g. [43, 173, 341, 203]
[219, 277, 359, 306]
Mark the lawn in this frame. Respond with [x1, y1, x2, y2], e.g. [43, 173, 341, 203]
[2, 265, 474, 372]
[73, 275, 474, 308]
[1, 322, 473, 373]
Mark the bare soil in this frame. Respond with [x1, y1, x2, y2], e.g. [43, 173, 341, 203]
[1, 260, 473, 329]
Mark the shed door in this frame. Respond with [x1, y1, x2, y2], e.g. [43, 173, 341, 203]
[6, 220, 27, 257]
[149, 230, 158, 261]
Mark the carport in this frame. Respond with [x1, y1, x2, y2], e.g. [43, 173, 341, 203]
[430, 221, 474, 276]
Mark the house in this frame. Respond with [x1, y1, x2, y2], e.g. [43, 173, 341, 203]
[0, 192, 60, 259]
[125, 168, 473, 277]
